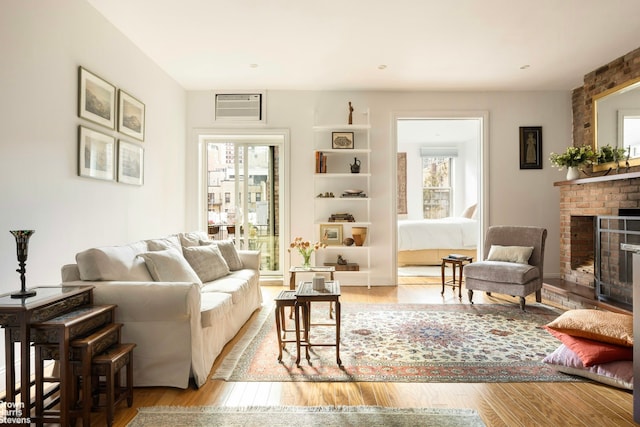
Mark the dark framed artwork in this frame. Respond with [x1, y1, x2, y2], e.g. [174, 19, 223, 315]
[519, 126, 542, 169]
[332, 132, 354, 149]
[78, 67, 116, 129]
[118, 90, 145, 141]
[78, 126, 115, 181]
[118, 140, 144, 185]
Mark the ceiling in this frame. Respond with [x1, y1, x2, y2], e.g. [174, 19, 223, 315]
[87, 0, 640, 92]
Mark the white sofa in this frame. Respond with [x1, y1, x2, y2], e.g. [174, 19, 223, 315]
[60, 231, 262, 389]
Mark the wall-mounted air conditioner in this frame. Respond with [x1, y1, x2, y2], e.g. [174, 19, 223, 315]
[214, 91, 266, 123]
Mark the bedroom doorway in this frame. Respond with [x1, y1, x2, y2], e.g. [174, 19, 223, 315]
[395, 115, 485, 284]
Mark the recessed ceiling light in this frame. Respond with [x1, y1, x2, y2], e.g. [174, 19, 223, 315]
[378, 64, 387, 70]
[249, 63, 259, 68]
[520, 64, 530, 70]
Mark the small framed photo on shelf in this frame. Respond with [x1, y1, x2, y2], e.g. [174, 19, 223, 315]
[78, 126, 115, 181]
[519, 126, 542, 169]
[332, 132, 354, 149]
[118, 90, 145, 141]
[320, 224, 343, 246]
[78, 67, 116, 129]
[117, 140, 144, 185]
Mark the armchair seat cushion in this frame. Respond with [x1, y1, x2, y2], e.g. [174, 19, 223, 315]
[464, 260, 539, 285]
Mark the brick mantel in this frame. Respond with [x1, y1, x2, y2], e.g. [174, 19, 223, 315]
[554, 171, 640, 187]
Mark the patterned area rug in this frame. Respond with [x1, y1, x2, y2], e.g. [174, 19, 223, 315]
[213, 303, 577, 383]
[127, 406, 485, 427]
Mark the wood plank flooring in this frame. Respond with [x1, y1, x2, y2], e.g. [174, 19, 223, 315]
[94, 282, 635, 427]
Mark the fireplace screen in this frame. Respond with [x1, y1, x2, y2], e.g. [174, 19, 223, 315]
[596, 215, 640, 310]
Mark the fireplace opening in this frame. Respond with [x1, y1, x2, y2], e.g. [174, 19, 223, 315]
[570, 215, 595, 280]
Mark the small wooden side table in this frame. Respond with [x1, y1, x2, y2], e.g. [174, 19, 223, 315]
[294, 280, 342, 367]
[441, 256, 473, 299]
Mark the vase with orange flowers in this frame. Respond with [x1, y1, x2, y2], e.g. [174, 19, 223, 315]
[288, 237, 327, 269]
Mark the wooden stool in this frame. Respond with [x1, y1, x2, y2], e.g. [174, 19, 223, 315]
[89, 343, 136, 427]
[274, 290, 304, 362]
[71, 323, 123, 426]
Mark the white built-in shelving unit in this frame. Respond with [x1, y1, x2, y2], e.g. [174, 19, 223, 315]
[312, 109, 371, 286]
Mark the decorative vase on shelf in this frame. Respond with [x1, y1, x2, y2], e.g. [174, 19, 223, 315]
[10, 230, 37, 299]
[566, 167, 580, 180]
[352, 226, 368, 247]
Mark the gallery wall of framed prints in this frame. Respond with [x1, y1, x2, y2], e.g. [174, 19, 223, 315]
[77, 66, 145, 185]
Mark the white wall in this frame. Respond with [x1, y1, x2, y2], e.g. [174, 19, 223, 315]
[0, 0, 187, 386]
[187, 90, 571, 284]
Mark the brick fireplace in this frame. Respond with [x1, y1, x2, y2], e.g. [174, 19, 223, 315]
[554, 172, 640, 310]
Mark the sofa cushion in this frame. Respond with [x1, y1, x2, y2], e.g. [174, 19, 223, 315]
[182, 245, 230, 282]
[147, 235, 182, 253]
[179, 231, 209, 248]
[76, 241, 152, 281]
[200, 292, 233, 328]
[137, 248, 202, 285]
[200, 239, 244, 271]
[486, 245, 534, 264]
[463, 260, 539, 284]
[201, 272, 255, 304]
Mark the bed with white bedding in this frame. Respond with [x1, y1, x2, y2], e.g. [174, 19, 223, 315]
[397, 217, 478, 266]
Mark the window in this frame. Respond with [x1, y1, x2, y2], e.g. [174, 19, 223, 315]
[224, 192, 230, 203]
[422, 157, 452, 219]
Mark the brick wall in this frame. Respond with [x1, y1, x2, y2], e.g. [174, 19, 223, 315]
[572, 46, 640, 150]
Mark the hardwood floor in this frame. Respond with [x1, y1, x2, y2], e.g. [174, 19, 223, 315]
[97, 283, 635, 427]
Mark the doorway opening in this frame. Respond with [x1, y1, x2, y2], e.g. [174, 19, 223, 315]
[199, 132, 286, 277]
[395, 115, 485, 283]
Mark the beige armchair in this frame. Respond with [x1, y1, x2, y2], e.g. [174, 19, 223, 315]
[463, 225, 547, 311]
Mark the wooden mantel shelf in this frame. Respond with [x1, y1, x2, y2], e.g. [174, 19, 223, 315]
[554, 171, 640, 187]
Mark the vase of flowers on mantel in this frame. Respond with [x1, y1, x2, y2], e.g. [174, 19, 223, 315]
[549, 144, 597, 180]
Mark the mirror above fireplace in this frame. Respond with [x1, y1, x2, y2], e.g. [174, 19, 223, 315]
[593, 77, 640, 171]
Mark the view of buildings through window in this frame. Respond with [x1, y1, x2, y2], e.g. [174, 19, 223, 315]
[206, 142, 268, 227]
[205, 141, 280, 273]
[422, 157, 452, 219]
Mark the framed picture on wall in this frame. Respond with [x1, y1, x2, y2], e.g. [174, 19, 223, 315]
[118, 90, 145, 141]
[78, 126, 115, 181]
[519, 126, 542, 169]
[320, 224, 343, 246]
[332, 132, 354, 149]
[117, 140, 144, 185]
[78, 67, 116, 129]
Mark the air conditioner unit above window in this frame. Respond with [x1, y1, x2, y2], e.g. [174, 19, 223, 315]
[214, 92, 266, 123]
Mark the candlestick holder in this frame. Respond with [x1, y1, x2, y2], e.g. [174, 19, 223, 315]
[10, 230, 37, 299]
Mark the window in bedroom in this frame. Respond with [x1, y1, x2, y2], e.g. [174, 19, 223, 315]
[422, 154, 453, 219]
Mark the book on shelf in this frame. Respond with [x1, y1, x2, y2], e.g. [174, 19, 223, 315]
[315, 151, 327, 173]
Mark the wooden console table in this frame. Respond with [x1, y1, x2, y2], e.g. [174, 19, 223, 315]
[0, 286, 93, 413]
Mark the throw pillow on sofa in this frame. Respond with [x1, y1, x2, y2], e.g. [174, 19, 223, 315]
[183, 244, 230, 282]
[200, 239, 243, 271]
[76, 241, 152, 281]
[137, 247, 202, 285]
